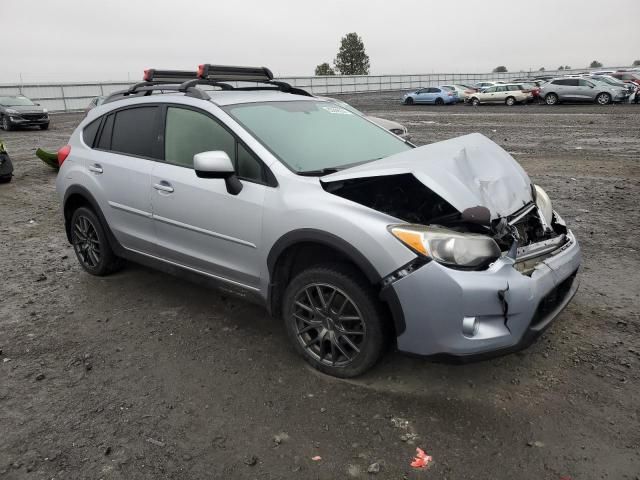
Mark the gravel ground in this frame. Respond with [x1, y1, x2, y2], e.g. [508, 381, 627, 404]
[1, 94, 639, 479]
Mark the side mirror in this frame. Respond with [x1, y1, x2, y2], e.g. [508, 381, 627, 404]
[194, 151, 243, 195]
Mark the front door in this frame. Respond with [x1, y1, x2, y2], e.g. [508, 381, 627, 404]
[150, 105, 269, 290]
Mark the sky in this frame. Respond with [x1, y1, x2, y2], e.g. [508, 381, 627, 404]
[1, 0, 639, 83]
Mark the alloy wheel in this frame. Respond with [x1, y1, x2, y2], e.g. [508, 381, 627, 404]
[72, 215, 101, 268]
[291, 283, 366, 367]
[597, 93, 610, 105]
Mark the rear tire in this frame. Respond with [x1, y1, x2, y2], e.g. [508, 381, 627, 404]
[70, 207, 122, 276]
[0, 175, 12, 183]
[282, 264, 387, 378]
[596, 92, 611, 105]
[505, 96, 516, 106]
[404, 97, 414, 105]
[545, 93, 559, 105]
[435, 97, 444, 105]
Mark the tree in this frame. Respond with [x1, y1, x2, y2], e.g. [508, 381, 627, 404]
[334, 32, 370, 75]
[539, 67, 546, 71]
[315, 63, 335, 76]
[558, 66, 564, 70]
[589, 60, 603, 68]
[493, 66, 508, 73]
[632, 60, 640, 66]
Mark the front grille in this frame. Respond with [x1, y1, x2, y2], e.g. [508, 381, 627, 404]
[21, 114, 46, 121]
[530, 270, 578, 327]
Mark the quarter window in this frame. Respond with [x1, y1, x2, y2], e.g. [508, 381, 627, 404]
[83, 119, 101, 147]
[96, 113, 114, 150]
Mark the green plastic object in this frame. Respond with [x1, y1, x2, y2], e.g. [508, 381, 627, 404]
[36, 147, 59, 170]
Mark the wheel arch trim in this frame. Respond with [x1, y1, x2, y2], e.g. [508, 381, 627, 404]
[266, 228, 406, 335]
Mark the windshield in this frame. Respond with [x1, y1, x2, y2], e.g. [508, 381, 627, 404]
[223, 100, 411, 173]
[0, 96, 35, 107]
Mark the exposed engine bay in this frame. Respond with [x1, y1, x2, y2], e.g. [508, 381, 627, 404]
[323, 173, 569, 273]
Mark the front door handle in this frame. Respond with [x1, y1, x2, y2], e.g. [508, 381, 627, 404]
[88, 164, 103, 174]
[153, 182, 174, 193]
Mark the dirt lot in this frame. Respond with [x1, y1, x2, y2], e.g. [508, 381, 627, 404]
[1, 94, 639, 479]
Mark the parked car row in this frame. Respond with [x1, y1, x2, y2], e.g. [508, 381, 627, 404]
[402, 68, 640, 107]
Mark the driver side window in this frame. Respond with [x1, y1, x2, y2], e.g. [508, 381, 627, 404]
[164, 106, 268, 184]
[165, 107, 235, 168]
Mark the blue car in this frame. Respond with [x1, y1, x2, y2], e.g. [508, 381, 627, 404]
[402, 86, 458, 105]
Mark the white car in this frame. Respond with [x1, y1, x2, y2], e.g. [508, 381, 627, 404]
[469, 84, 532, 106]
[441, 84, 472, 101]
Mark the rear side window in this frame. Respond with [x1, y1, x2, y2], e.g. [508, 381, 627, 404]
[97, 113, 114, 150]
[496, 86, 507, 92]
[164, 107, 235, 168]
[82, 119, 100, 147]
[110, 107, 159, 158]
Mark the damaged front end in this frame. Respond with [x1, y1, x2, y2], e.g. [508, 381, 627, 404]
[319, 134, 581, 358]
[321, 133, 571, 275]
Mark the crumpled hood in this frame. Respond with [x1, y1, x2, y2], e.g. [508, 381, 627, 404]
[322, 133, 533, 219]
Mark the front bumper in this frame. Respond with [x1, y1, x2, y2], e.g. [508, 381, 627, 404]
[389, 230, 581, 358]
[7, 115, 49, 126]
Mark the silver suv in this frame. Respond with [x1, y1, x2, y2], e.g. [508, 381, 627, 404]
[540, 77, 628, 105]
[56, 65, 581, 377]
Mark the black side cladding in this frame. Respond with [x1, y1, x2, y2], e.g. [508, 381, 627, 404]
[0, 142, 14, 182]
[322, 173, 458, 225]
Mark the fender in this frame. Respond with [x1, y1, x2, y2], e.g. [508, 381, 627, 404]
[62, 184, 125, 257]
[266, 228, 406, 335]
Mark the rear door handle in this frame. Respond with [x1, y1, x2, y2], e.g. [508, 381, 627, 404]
[153, 182, 174, 193]
[88, 164, 103, 174]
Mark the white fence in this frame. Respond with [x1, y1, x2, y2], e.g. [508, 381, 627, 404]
[0, 68, 624, 112]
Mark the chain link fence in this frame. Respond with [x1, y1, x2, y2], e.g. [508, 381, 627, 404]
[0, 67, 627, 112]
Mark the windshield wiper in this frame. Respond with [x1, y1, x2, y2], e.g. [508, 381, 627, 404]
[297, 167, 342, 176]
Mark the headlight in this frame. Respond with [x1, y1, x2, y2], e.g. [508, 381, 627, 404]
[534, 184, 553, 227]
[6, 108, 18, 114]
[43, 108, 48, 113]
[389, 225, 501, 268]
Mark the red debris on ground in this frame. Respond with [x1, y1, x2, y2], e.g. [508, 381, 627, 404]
[410, 447, 433, 469]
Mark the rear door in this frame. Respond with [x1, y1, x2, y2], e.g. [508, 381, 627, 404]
[150, 105, 270, 289]
[87, 105, 160, 253]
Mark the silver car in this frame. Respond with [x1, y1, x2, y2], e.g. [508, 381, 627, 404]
[540, 77, 627, 105]
[56, 65, 581, 377]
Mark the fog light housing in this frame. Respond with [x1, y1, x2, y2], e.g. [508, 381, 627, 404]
[462, 316, 479, 337]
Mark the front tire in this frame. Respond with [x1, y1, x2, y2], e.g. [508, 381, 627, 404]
[471, 97, 480, 106]
[1, 116, 12, 131]
[404, 97, 414, 105]
[596, 92, 611, 105]
[70, 207, 121, 276]
[40, 123, 49, 130]
[545, 93, 559, 105]
[282, 264, 387, 378]
[505, 96, 516, 106]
